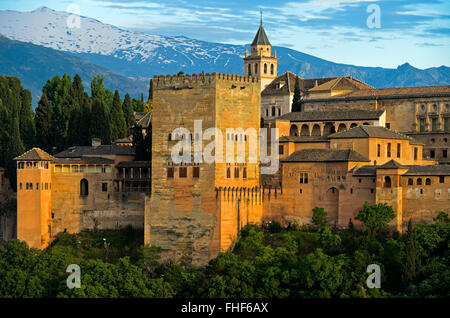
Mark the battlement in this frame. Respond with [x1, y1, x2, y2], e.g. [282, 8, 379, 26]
[153, 72, 260, 89]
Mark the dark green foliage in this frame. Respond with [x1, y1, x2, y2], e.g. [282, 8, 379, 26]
[402, 220, 421, 287]
[148, 78, 153, 102]
[109, 90, 127, 142]
[35, 92, 53, 152]
[132, 124, 151, 161]
[122, 93, 135, 135]
[19, 89, 36, 149]
[90, 98, 112, 145]
[355, 202, 395, 239]
[312, 206, 328, 228]
[0, 210, 448, 298]
[131, 97, 144, 112]
[291, 76, 301, 112]
[0, 76, 27, 189]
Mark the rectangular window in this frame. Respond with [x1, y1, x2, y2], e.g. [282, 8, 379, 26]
[414, 148, 418, 160]
[386, 123, 391, 129]
[179, 167, 187, 178]
[226, 168, 231, 179]
[36, 183, 39, 190]
[299, 172, 309, 184]
[243, 168, 247, 179]
[377, 144, 381, 157]
[439, 176, 445, 183]
[18, 162, 25, 169]
[387, 143, 391, 157]
[444, 118, 449, 132]
[102, 183, 108, 192]
[167, 167, 174, 179]
[279, 145, 284, 155]
[397, 143, 401, 158]
[419, 118, 425, 132]
[234, 167, 239, 178]
[430, 149, 435, 158]
[29, 183, 33, 190]
[193, 166, 200, 178]
[431, 118, 438, 132]
[443, 149, 448, 158]
[19, 183, 22, 190]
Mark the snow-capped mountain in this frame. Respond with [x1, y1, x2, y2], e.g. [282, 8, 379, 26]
[0, 7, 244, 77]
[0, 6, 449, 88]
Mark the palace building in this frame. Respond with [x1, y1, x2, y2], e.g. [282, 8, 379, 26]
[15, 22, 450, 265]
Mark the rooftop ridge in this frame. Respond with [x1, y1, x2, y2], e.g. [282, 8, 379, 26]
[153, 72, 259, 89]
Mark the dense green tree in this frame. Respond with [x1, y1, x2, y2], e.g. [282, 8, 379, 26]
[35, 92, 53, 152]
[355, 202, 395, 239]
[90, 75, 106, 102]
[19, 89, 36, 149]
[122, 93, 135, 135]
[109, 90, 127, 142]
[90, 98, 111, 145]
[132, 124, 151, 161]
[291, 76, 302, 112]
[144, 79, 153, 113]
[312, 206, 328, 228]
[402, 220, 421, 287]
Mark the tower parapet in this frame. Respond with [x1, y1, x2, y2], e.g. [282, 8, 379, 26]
[153, 73, 260, 90]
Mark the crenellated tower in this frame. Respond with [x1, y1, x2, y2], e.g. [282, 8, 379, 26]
[243, 19, 278, 91]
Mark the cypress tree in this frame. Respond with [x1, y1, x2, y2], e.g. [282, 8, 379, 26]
[19, 89, 36, 150]
[90, 97, 111, 145]
[292, 76, 302, 112]
[402, 219, 421, 288]
[122, 93, 135, 136]
[110, 90, 127, 142]
[35, 92, 53, 152]
[79, 93, 92, 146]
[148, 79, 153, 102]
[144, 79, 153, 113]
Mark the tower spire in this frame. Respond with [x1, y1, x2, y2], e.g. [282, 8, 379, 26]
[260, 9, 263, 25]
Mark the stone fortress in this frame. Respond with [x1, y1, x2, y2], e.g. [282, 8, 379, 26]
[14, 22, 450, 265]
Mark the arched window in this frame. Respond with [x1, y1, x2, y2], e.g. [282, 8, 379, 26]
[384, 176, 392, 188]
[425, 178, 431, 185]
[271, 107, 276, 117]
[300, 124, 310, 136]
[266, 109, 269, 117]
[290, 124, 299, 137]
[243, 168, 247, 179]
[264, 64, 267, 74]
[278, 108, 281, 116]
[350, 123, 358, 128]
[323, 123, 336, 136]
[80, 179, 89, 196]
[227, 168, 231, 179]
[271, 64, 274, 75]
[168, 133, 172, 141]
[417, 178, 422, 185]
[311, 124, 321, 136]
[337, 123, 347, 132]
[407, 178, 413, 186]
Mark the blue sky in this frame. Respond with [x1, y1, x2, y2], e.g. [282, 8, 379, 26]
[1, 0, 449, 69]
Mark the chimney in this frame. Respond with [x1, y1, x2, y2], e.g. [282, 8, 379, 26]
[92, 138, 101, 147]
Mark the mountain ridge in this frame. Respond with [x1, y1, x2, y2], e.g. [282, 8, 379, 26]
[0, 35, 148, 107]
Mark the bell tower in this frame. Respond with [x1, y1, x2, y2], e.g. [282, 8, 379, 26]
[243, 12, 278, 91]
